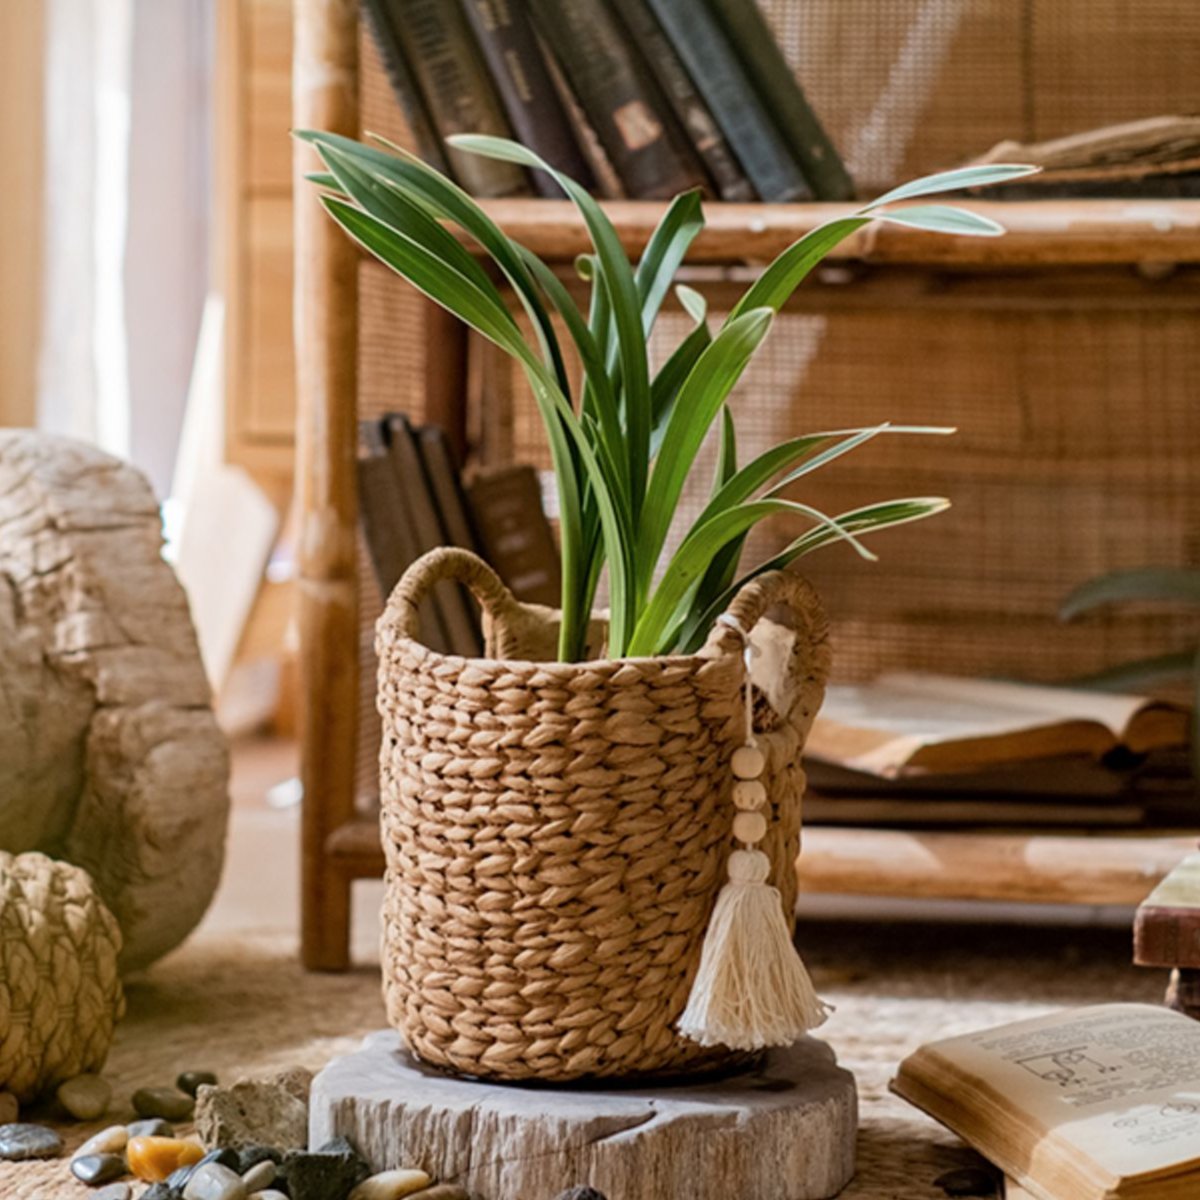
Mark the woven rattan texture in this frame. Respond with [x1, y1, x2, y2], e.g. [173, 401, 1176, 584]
[374, 549, 829, 1081]
[761, 0, 1199, 193]
[0, 853, 125, 1103]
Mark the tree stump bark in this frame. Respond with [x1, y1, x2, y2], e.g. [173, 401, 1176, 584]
[0, 431, 230, 969]
[310, 1031, 858, 1200]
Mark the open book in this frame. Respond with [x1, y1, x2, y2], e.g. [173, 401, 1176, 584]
[808, 673, 1189, 779]
[893, 1004, 1200, 1200]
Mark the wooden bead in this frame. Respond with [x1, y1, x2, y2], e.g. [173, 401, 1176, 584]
[731, 745, 765, 779]
[733, 779, 766, 810]
[732, 811, 767, 845]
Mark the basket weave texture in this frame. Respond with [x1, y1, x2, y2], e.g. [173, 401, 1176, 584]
[376, 548, 829, 1082]
[0, 852, 125, 1102]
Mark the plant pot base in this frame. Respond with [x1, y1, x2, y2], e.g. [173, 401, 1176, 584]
[310, 1030, 857, 1200]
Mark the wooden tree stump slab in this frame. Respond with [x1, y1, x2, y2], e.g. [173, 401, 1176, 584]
[0, 432, 230, 969]
[310, 1030, 857, 1200]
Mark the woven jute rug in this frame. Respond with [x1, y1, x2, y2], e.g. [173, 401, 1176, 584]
[1, 918, 1161, 1199]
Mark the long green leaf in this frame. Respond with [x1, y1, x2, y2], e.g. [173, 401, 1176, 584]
[450, 134, 653, 530]
[297, 130, 570, 395]
[866, 163, 1040, 208]
[638, 308, 774, 595]
[514, 246, 628, 511]
[635, 190, 705, 336]
[650, 289, 711, 453]
[318, 143, 504, 303]
[631, 498, 877, 656]
[676, 498, 950, 652]
[730, 218, 869, 317]
[1061, 567, 1200, 619]
[876, 205, 1004, 237]
[322, 198, 529, 359]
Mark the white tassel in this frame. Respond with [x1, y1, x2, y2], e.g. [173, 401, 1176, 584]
[678, 613, 831, 1051]
[678, 848, 831, 1050]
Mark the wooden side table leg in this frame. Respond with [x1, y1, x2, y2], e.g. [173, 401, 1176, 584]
[1165, 968, 1200, 1020]
[1134, 849, 1200, 1019]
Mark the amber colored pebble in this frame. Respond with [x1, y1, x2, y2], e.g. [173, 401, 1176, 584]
[732, 779, 766, 811]
[731, 745, 765, 779]
[127, 1135, 205, 1182]
[732, 810, 767, 845]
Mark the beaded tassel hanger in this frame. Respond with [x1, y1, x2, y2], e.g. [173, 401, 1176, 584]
[678, 616, 830, 1050]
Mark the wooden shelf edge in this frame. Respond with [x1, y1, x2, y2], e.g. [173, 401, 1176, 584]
[799, 827, 1198, 906]
[461, 198, 1200, 267]
[326, 815, 1197, 907]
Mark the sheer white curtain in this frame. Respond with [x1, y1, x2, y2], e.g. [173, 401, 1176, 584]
[37, 0, 212, 496]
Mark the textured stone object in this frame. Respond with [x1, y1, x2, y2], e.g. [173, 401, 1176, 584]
[0, 431, 230, 969]
[311, 1031, 857, 1200]
[196, 1068, 313, 1151]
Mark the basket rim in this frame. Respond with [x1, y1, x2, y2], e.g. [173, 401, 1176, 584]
[384, 628, 735, 675]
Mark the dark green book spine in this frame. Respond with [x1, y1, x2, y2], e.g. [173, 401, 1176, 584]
[704, 0, 854, 201]
[644, 0, 810, 201]
[359, 0, 451, 176]
[607, 0, 755, 201]
[458, 0, 596, 197]
[526, 0, 707, 200]
[388, 0, 531, 197]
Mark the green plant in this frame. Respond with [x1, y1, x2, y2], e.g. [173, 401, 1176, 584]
[298, 129, 1034, 661]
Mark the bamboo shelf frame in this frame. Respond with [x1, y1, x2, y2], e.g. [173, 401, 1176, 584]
[293, 0, 1200, 970]
[467, 197, 1200, 267]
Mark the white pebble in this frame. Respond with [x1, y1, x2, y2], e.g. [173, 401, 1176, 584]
[184, 1161, 248, 1200]
[74, 1124, 129, 1159]
[348, 1168, 434, 1200]
[57, 1074, 112, 1121]
[249, 1192, 288, 1200]
[241, 1159, 276, 1191]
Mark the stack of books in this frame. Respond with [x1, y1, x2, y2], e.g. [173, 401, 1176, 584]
[358, 413, 561, 656]
[804, 672, 1194, 829]
[361, 0, 854, 202]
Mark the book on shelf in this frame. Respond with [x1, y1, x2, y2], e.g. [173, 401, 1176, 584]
[383, 414, 482, 657]
[644, 0, 813, 201]
[526, 0, 708, 200]
[606, 0, 756, 201]
[458, 0, 596, 197]
[388, 0, 531, 197]
[703, 0, 854, 200]
[357, 416, 562, 652]
[808, 672, 1190, 778]
[357, 419, 450, 653]
[893, 1003, 1200, 1200]
[464, 465, 562, 608]
[969, 115, 1200, 199]
[360, 0, 451, 176]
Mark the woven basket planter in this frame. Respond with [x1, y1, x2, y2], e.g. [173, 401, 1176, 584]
[376, 547, 830, 1083]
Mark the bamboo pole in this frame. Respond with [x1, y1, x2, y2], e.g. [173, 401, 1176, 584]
[293, 0, 360, 970]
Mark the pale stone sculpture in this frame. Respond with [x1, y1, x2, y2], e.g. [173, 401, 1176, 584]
[0, 431, 230, 969]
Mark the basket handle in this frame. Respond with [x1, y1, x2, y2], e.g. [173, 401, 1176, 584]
[378, 546, 523, 646]
[701, 570, 831, 710]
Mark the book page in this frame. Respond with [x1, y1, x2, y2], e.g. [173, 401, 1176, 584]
[809, 673, 1168, 775]
[903, 1005, 1200, 1185]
